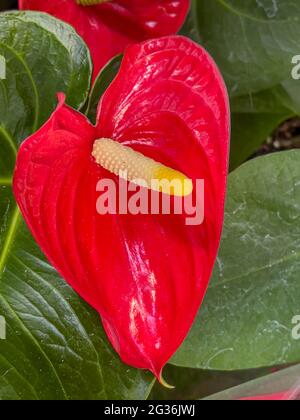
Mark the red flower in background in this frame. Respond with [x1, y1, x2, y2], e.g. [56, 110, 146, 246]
[13, 36, 230, 382]
[242, 392, 296, 401]
[19, 0, 190, 81]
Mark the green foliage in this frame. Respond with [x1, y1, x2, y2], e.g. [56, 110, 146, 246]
[172, 151, 300, 370]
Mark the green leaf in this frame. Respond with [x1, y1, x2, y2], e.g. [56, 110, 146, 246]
[190, 0, 300, 167]
[0, 11, 92, 147]
[230, 88, 292, 169]
[230, 112, 289, 170]
[193, 0, 300, 97]
[278, 79, 300, 115]
[205, 364, 300, 400]
[179, 6, 201, 43]
[172, 150, 300, 371]
[0, 222, 154, 400]
[85, 55, 122, 124]
[0, 12, 154, 400]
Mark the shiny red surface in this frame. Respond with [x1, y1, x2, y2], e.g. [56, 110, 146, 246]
[13, 36, 230, 379]
[19, 0, 190, 81]
[242, 392, 294, 401]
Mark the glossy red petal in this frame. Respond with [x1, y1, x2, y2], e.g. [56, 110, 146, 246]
[94, 36, 230, 377]
[13, 37, 230, 380]
[19, 0, 190, 81]
[241, 392, 293, 401]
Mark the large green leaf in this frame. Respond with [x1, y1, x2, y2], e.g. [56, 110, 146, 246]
[0, 12, 153, 400]
[190, 0, 300, 166]
[193, 0, 300, 97]
[205, 364, 300, 400]
[172, 150, 300, 371]
[0, 11, 91, 146]
[0, 222, 154, 400]
[179, 6, 201, 43]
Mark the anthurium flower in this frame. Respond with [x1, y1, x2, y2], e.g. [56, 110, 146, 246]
[19, 0, 190, 81]
[13, 36, 230, 383]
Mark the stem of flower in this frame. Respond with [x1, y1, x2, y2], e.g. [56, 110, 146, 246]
[76, 0, 110, 6]
[92, 138, 193, 197]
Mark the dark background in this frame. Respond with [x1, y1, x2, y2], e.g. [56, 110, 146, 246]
[0, 1, 17, 11]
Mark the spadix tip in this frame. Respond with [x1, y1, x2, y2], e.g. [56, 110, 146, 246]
[159, 374, 175, 390]
[92, 138, 193, 197]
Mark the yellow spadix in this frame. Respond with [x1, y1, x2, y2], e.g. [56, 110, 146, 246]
[92, 138, 193, 197]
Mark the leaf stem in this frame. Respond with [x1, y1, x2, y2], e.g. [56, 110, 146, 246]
[0, 207, 20, 276]
[0, 178, 12, 186]
[76, 0, 110, 6]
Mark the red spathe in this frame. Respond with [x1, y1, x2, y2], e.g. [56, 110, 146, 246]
[19, 0, 190, 81]
[13, 36, 230, 380]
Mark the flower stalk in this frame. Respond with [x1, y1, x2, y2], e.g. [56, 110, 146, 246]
[76, 0, 110, 6]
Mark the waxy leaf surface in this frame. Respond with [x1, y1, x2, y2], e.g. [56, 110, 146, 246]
[189, 0, 300, 166]
[193, 0, 300, 97]
[172, 151, 300, 371]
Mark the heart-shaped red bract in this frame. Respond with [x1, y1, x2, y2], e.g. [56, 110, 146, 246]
[13, 36, 230, 381]
[19, 0, 190, 81]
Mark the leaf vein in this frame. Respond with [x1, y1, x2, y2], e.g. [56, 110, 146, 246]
[0, 208, 20, 276]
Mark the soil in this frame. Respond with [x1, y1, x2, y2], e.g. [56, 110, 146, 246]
[252, 117, 300, 159]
